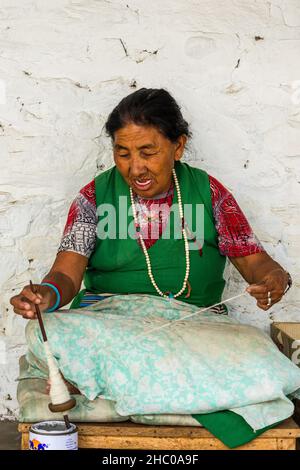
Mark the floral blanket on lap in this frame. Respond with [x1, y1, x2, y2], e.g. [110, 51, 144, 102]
[25, 294, 300, 431]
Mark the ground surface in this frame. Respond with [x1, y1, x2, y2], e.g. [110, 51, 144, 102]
[0, 421, 20, 450]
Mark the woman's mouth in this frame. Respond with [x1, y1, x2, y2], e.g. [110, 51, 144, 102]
[133, 179, 153, 191]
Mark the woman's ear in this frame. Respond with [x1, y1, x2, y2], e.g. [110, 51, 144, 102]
[174, 134, 188, 161]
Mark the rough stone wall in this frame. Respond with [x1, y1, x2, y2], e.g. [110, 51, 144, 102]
[0, 0, 299, 419]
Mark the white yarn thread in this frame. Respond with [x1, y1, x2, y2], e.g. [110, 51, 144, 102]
[43, 341, 71, 405]
[134, 271, 300, 340]
[134, 291, 248, 340]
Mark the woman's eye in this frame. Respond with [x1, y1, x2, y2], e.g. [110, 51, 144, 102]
[119, 153, 129, 158]
[142, 152, 156, 157]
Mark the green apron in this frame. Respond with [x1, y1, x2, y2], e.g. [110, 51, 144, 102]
[71, 161, 226, 308]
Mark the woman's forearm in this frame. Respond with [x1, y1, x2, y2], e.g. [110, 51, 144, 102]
[247, 256, 286, 285]
[230, 252, 287, 286]
[42, 271, 78, 308]
[41, 251, 89, 309]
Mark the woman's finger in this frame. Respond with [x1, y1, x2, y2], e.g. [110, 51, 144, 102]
[246, 284, 269, 296]
[247, 291, 278, 301]
[268, 294, 283, 305]
[22, 313, 37, 320]
[10, 294, 39, 310]
[19, 298, 38, 310]
[20, 286, 42, 304]
[10, 296, 37, 314]
[248, 292, 273, 300]
[9, 295, 22, 308]
[13, 307, 37, 319]
[255, 291, 282, 302]
[257, 293, 283, 310]
[257, 302, 269, 310]
[12, 305, 32, 315]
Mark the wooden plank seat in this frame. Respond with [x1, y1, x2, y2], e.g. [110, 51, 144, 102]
[19, 417, 300, 450]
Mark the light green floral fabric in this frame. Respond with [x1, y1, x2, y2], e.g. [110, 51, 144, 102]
[18, 355, 202, 425]
[17, 355, 127, 423]
[25, 294, 300, 431]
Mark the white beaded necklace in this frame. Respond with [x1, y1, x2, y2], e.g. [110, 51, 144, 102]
[129, 168, 190, 299]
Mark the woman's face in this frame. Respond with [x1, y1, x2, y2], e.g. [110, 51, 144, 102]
[113, 123, 187, 198]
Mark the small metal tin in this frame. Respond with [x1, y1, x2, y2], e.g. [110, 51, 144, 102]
[29, 420, 78, 450]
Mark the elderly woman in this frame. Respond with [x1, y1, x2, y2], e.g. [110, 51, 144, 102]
[10, 88, 291, 320]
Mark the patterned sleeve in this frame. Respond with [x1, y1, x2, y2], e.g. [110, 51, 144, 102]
[209, 175, 265, 257]
[57, 180, 97, 258]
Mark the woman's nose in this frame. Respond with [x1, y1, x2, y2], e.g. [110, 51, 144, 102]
[129, 157, 147, 177]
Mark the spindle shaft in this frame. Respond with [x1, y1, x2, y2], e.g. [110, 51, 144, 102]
[29, 281, 76, 422]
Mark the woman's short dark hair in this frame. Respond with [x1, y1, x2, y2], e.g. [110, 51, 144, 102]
[105, 88, 191, 142]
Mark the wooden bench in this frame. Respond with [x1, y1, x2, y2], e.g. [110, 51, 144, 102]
[19, 417, 300, 450]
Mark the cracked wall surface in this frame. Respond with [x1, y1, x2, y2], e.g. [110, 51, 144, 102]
[0, 0, 300, 419]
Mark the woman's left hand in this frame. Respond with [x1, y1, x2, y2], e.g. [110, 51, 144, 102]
[246, 269, 289, 311]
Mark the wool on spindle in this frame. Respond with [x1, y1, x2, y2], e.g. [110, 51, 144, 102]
[43, 341, 72, 405]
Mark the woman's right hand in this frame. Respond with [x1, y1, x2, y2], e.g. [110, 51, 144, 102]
[10, 284, 56, 320]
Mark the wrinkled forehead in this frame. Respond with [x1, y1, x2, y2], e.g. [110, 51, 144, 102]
[113, 123, 167, 150]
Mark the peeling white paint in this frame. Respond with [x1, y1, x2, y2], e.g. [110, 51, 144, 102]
[0, 0, 299, 419]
